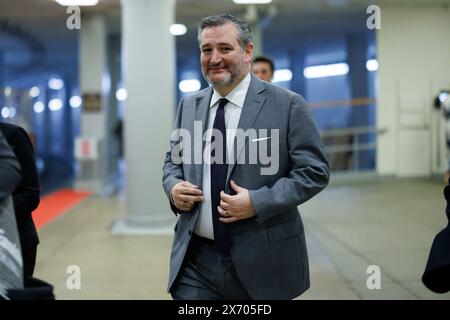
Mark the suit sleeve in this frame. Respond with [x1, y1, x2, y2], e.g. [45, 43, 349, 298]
[9, 127, 40, 218]
[0, 131, 22, 203]
[248, 94, 330, 223]
[162, 97, 186, 216]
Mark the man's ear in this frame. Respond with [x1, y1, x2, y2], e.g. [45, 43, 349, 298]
[244, 43, 254, 63]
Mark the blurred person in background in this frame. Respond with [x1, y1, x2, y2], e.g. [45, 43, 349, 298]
[252, 55, 275, 82]
[434, 91, 450, 184]
[422, 178, 450, 293]
[0, 123, 40, 277]
[0, 129, 23, 297]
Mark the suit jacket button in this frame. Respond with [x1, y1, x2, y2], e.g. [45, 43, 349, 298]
[188, 230, 192, 235]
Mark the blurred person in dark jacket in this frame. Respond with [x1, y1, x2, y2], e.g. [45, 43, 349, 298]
[0, 123, 40, 277]
[422, 178, 450, 294]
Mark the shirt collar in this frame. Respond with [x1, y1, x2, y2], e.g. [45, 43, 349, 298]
[209, 72, 251, 109]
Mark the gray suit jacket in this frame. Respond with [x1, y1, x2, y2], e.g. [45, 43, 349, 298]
[162, 75, 329, 299]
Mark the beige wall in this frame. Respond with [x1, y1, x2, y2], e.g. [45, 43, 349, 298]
[377, 5, 450, 176]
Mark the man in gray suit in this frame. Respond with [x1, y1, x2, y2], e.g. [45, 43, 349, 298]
[162, 14, 329, 300]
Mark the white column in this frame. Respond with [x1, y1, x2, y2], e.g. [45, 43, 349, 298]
[111, 0, 176, 234]
[377, 5, 450, 177]
[245, 5, 263, 57]
[75, 14, 114, 193]
[251, 22, 263, 57]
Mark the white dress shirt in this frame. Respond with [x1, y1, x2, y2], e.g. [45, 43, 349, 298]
[194, 72, 252, 239]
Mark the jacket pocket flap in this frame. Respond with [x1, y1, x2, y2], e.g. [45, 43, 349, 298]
[267, 221, 302, 242]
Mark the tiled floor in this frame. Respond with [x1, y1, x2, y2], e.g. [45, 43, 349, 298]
[33, 177, 450, 300]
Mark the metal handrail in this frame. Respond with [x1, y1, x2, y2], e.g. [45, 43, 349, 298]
[320, 126, 387, 171]
[321, 126, 387, 137]
[324, 142, 376, 154]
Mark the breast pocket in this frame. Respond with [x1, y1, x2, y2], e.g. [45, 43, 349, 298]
[236, 130, 280, 176]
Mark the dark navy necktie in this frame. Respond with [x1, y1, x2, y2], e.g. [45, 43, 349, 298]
[211, 98, 232, 255]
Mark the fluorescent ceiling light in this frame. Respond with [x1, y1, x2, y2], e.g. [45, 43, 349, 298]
[70, 96, 82, 108]
[8, 107, 16, 118]
[179, 79, 201, 93]
[366, 59, 379, 72]
[4, 86, 12, 97]
[34, 101, 45, 113]
[49, 98, 63, 111]
[54, 0, 99, 6]
[272, 69, 293, 83]
[170, 24, 187, 36]
[233, 0, 272, 4]
[304, 63, 349, 79]
[116, 88, 127, 101]
[48, 78, 64, 90]
[29, 86, 40, 98]
[1, 107, 10, 118]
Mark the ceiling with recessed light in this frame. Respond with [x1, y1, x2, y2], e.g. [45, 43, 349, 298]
[0, 0, 447, 84]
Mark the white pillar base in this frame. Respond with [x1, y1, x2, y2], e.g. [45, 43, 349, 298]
[109, 216, 176, 235]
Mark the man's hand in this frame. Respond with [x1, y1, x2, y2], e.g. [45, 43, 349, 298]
[218, 180, 256, 223]
[171, 181, 203, 212]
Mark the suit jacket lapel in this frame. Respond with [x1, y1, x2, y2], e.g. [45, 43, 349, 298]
[194, 87, 213, 187]
[226, 76, 266, 185]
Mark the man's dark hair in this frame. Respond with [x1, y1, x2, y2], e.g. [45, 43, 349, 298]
[253, 56, 275, 73]
[197, 14, 252, 49]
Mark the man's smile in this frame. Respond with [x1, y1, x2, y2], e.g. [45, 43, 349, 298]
[209, 66, 228, 73]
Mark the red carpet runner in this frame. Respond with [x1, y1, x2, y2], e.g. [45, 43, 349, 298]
[32, 189, 91, 230]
